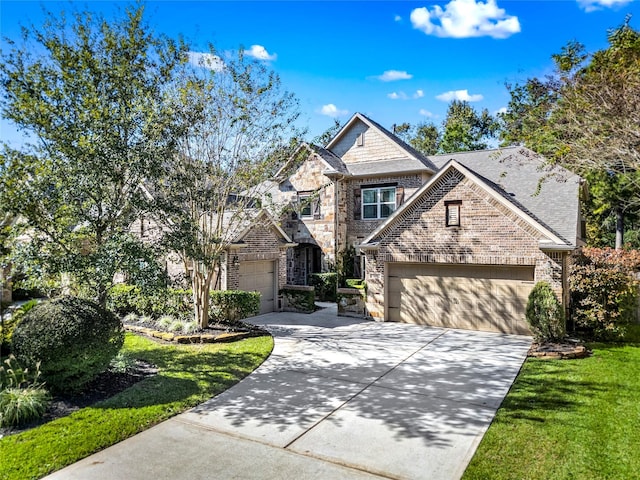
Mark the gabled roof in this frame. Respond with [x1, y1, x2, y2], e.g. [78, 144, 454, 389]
[427, 147, 581, 246]
[214, 208, 294, 245]
[274, 142, 348, 180]
[308, 144, 349, 174]
[361, 159, 574, 249]
[326, 112, 437, 175]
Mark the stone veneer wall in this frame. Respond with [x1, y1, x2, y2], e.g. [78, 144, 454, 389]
[225, 224, 288, 292]
[364, 169, 568, 320]
[281, 153, 337, 278]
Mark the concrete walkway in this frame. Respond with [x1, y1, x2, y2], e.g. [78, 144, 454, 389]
[45, 304, 531, 480]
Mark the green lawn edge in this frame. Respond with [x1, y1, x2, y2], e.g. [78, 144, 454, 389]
[0, 332, 274, 480]
[463, 339, 640, 480]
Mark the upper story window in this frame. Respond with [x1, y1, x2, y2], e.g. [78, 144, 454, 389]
[297, 192, 320, 220]
[299, 195, 313, 218]
[362, 186, 396, 220]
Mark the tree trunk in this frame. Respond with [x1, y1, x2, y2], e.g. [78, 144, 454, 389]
[615, 207, 624, 250]
[191, 265, 214, 329]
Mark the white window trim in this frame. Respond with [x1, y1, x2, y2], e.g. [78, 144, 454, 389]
[362, 186, 396, 220]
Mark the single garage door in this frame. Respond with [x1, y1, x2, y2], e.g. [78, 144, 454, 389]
[387, 263, 534, 335]
[238, 260, 276, 315]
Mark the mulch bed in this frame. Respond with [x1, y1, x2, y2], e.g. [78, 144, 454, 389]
[0, 360, 157, 438]
[123, 319, 268, 344]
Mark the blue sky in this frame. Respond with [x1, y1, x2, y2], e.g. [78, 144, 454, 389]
[1, 0, 639, 144]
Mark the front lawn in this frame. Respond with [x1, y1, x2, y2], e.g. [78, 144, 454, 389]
[464, 337, 640, 479]
[0, 333, 273, 480]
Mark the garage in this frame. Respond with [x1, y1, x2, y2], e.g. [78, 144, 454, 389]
[386, 263, 534, 335]
[238, 260, 277, 315]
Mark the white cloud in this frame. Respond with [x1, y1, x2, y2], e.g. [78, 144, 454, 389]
[377, 70, 413, 82]
[419, 109, 435, 117]
[436, 89, 484, 102]
[388, 90, 424, 100]
[245, 44, 277, 61]
[577, 0, 632, 12]
[410, 0, 521, 39]
[319, 104, 349, 118]
[495, 107, 508, 115]
[394, 14, 402, 22]
[187, 51, 224, 71]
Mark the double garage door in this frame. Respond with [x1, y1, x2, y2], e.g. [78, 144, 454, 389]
[238, 260, 276, 315]
[387, 263, 534, 335]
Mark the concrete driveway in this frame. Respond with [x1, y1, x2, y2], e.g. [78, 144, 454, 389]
[46, 304, 531, 480]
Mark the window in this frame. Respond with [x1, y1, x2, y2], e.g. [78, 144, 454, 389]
[298, 192, 320, 220]
[362, 186, 396, 219]
[299, 195, 312, 218]
[445, 201, 461, 227]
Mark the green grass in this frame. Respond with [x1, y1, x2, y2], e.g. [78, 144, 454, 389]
[464, 337, 640, 480]
[0, 333, 273, 480]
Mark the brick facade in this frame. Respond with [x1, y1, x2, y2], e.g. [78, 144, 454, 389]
[343, 174, 425, 247]
[363, 169, 567, 320]
[225, 223, 288, 292]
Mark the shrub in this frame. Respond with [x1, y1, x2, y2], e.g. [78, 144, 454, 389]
[107, 284, 191, 318]
[209, 290, 260, 322]
[345, 278, 367, 291]
[0, 355, 50, 427]
[570, 248, 640, 340]
[182, 321, 198, 334]
[168, 320, 185, 333]
[0, 299, 39, 355]
[525, 281, 566, 342]
[109, 350, 137, 374]
[156, 315, 174, 329]
[0, 387, 50, 427]
[11, 296, 124, 393]
[309, 273, 337, 301]
[280, 286, 315, 313]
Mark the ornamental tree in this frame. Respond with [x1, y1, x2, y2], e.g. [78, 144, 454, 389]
[0, 4, 183, 304]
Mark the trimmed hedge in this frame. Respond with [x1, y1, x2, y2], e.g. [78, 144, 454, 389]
[309, 273, 337, 301]
[11, 297, 124, 393]
[107, 284, 191, 318]
[280, 286, 315, 313]
[209, 291, 260, 322]
[108, 285, 261, 322]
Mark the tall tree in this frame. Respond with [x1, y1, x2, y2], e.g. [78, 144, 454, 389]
[440, 100, 498, 153]
[156, 48, 302, 328]
[500, 19, 640, 248]
[410, 121, 441, 155]
[0, 4, 182, 303]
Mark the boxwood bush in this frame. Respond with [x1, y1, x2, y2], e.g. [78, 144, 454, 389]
[525, 281, 565, 342]
[209, 291, 260, 322]
[108, 284, 191, 318]
[11, 296, 124, 393]
[109, 284, 261, 323]
[309, 273, 337, 301]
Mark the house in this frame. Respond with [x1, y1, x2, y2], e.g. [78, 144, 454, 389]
[134, 208, 294, 315]
[264, 112, 584, 335]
